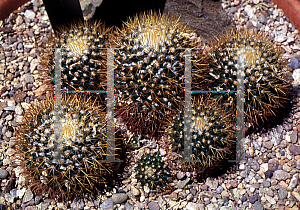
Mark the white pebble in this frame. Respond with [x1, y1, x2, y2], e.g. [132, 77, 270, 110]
[24, 10, 36, 19]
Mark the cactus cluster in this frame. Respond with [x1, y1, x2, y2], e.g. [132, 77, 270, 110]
[113, 11, 200, 137]
[168, 96, 235, 170]
[40, 21, 110, 91]
[15, 93, 122, 200]
[194, 29, 292, 126]
[134, 151, 171, 192]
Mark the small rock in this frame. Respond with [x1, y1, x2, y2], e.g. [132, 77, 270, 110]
[124, 202, 134, 210]
[200, 184, 208, 191]
[289, 145, 300, 155]
[265, 195, 276, 204]
[288, 173, 299, 190]
[72, 199, 84, 210]
[131, 186, 140, 196]
[24, 10, 35, 19]
[241, 196, 247, 203]
[258, 14, 267, 24]
[144, 186, 150, 194]
[17, 188, 26, 198]
[262, 181, 270, 187]
[177, 178, 190, 189]
[16, 16, 23, 26]
[253, 201, 264, 210]
[275, 35, 287, 43]
[278, 187, 288, 200]
[185, 202, 199, 210]
[148, 202, 160, 210]
[24, 74, 34, 84]
[35, 195, 42, 205]
[0, 169, 8, 179]
[158, 196, 166, 208]
[23, 189, 34, 203]
[290, 56, 300, 70]
[228, 7, 238, 14]
[249, 160, 260, 171]
[5, 193, 14, 203]
[111, 193, 128, 204]
[25, 207, 37, 210]
[249, 195, 258, 204]
[216, 186, 223, 194]
[206, 178, 218, 190]
[177, 171, 185, 180]
[273, 170, 291, 181]
[291, 131, 298, 144]
[169, 192, 178, 201]
[292, 191, 300, 202]
[10, 189, 17, 198]
[40, 202, 49, 210]
[230, 188, 239, 199]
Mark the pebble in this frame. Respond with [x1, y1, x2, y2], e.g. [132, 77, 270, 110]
[23, 189, 34, 203]
[111, 193, 128, 204]
[148, 202, 159, 210]
[0, 169, 8, 179]
[71, 199, 84, 210]
[24, 10, 36, 20]
[289, 145, 300, 155]
[273, 170, 291, 181]
[253, 201, 264, 210]
[290, 56, 300, 69]
[278, 187, 288, 200]
[185, 202, 199, 210]
[177, 178, 190, 189]
[216, 186, 223, 194]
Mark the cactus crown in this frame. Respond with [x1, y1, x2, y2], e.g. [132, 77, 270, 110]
[114, 11, 200, 137]
[15, 93, 121, 200]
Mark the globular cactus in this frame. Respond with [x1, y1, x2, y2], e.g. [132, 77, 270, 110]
[40, 21, 110, 91]
[113, 10, 200, 138]
[167, 96, 235, 171]
[15, 93, 123, 200]
[193, 29, 292, 127]
[134, 150, 171, 192]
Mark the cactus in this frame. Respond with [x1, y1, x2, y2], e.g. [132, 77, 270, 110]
[15, 93, 123, 200]
[113, 10, 200, 137]
[167, 96, 235, 171]
[40, 21, 110, 91]
[134, 150, 171, 192]
[193, 29, 292, 127]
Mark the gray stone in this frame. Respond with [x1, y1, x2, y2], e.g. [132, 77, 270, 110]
[71, 199, 84, 210]
[200, 184, 208, 191]
[40, 202, 49, 210]
[100, 198, 113, 209]
[262, 181, 270, 187]
[5, 193, 14, 203]
[0, 169, 8, 179]
[148, 201, 160, 210]
[112, 193, 128, 204]
[249, 160, 260, 171]
[253, 201, 264, 210]
[291, 131, 298, 144]
[177, 177, 190, 189]
[10, 189, 17, 198]
[34, 195, 42, 205]
[25, 207, 37, 210]
[216, 186, 223, 194]
[228, 7, 238, 14]
[23, 189, 34, 203]
[24, 74, 34, 84]
[206, 178, 218, 190]
[185, 202, 199, 210]
[258, 14, 267, 24]
[278, 187, 288, 200]
[124, 202, 134, 210]
[290, 56, 300, 70]
[273, 170, 291, 181]
[288, 174, 299, 189]
[263, 141, 273, 150]
[249, 195, 258, 204]
[289, 145, 300, 155]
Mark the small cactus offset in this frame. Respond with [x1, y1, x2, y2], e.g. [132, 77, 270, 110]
[15, 93, 123, 200]
[113, 10, 200, 137]
[194, 29, 292, 127]
[167, 96, 235, 171]
[134, 150, 171, 192]
[40, 21, 111, 91]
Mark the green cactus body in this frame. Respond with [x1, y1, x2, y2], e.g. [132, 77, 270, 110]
[168, 96, 235, 169]
[134, 151, 171, 192]
[194, 29, 292, 126]
[16, 93, 122, 200]
[113, 11, 200, 137]
[40, 21, 110, 91]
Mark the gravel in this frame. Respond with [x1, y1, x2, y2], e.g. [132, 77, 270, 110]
[0, 0, 299, 209]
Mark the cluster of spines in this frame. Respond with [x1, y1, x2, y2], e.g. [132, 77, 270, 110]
[15, 93, 122, 200]
[134, 151, 171, 192]
[168, 96, 235, 169]
[194, 29, 292, 126]
[113, 11, 200, 137]
[40, 21, 110, 92]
